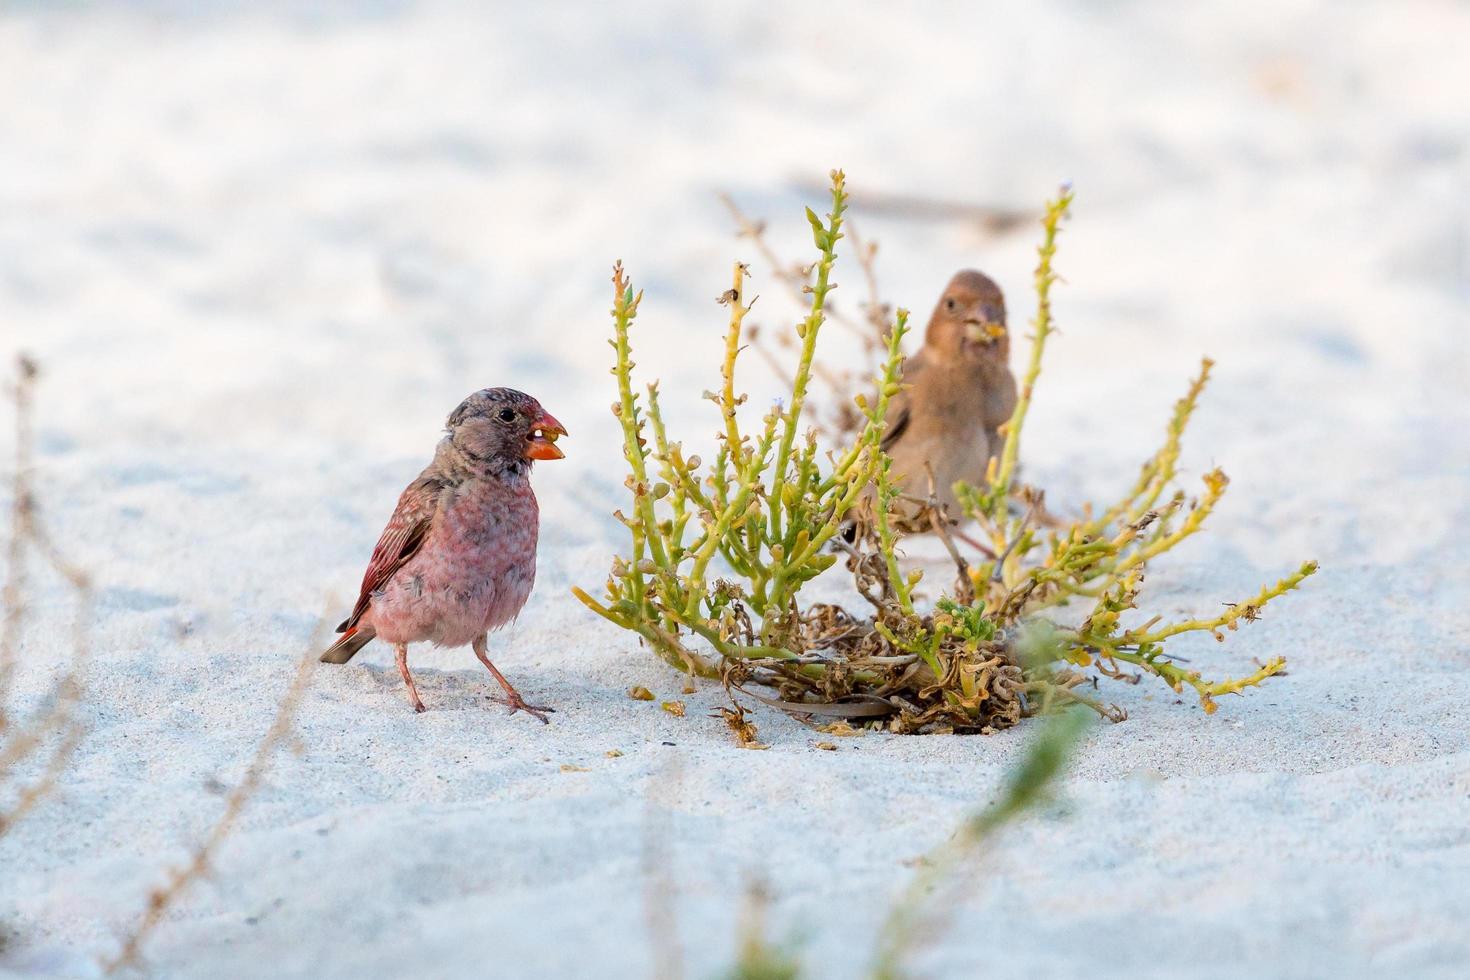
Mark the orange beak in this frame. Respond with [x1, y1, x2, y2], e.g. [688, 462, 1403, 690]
[527, 411, 568, 461]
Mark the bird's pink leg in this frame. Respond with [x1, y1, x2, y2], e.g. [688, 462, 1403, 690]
[473, 634, 552, 724]
[396, 643, 426, 714]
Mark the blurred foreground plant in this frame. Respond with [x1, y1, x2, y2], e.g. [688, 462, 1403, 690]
[576, 171, 1316, 734]
[720, 879, 804, 980]
[870, 710, 1089, 978]
[702, 711, 1090, 980]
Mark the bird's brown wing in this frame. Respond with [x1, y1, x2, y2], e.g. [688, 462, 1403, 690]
[337, 478, 443, 633]
[881, 351, 927, 452]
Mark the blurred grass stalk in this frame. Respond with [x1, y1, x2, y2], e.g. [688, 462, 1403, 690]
[870, 710, 1090, 979]
[721, 878, 804, 980]
[717, 710, 1091, 980]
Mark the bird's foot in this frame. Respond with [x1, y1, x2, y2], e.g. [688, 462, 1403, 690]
[487, 692, 554, 724]
[411, 698, 427, 714]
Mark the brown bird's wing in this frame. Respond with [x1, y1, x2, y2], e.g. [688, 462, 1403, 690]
[881, 350, 928, 452]
[337, 478, 443, 634]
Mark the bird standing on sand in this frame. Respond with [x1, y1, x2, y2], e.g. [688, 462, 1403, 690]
[881, 269, 1017, 526]
[319, 388, 567, 719]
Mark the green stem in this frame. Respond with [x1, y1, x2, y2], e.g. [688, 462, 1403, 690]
[987, 185, 1073, 524]
[768, 170, 847, 544]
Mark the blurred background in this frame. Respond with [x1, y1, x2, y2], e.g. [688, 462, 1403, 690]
[5, 2, 1466, 433]
[2, 2, 1468, 976]
[4, 1, 1466, 555]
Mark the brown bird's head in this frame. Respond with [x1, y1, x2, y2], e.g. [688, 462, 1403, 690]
[446, 387, 568, 466]
[924, 269, 1008, 361]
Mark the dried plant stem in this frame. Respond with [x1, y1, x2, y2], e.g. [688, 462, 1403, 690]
[718, 192, 882, 353]
[0, 358, 38, 722]
[844, 217, 891, 341]
[105, 639, 318, 974]
[719, 191, 892, 441]
[1, 355, 93, 841]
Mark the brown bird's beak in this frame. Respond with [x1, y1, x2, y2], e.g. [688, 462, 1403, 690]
[527, 411, 569, 461]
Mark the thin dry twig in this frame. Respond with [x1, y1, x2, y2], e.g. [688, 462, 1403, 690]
[1, 354, 93, 841]
[792, 180, 1033, 236]
[718, 191, 892, 441]
[104, 634, 320, 974]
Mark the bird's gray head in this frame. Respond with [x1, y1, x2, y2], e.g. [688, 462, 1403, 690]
[925, 270, 1008, 361]
[445, 387, 568, 469]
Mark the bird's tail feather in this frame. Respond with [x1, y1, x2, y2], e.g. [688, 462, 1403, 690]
[319, 624, 376, 664]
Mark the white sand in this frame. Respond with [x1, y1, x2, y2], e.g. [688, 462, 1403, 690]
[2, 2, 1467, 977]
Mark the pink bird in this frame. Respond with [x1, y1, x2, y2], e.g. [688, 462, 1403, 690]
[319, 388, 568, 719]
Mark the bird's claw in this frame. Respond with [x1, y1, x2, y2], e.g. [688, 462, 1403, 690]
[489, 693, 554, 724]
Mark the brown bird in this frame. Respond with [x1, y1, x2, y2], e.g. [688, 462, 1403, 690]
[319, 388, 567, 719]
[881, 269, 1017, 527]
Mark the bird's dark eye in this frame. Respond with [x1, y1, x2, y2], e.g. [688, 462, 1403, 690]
[944, 298, 957, 312]
[497, 408, 516, 423]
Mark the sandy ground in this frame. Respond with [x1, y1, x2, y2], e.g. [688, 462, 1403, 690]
[1, 2, 1468, 977]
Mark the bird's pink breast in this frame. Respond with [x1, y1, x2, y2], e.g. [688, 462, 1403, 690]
[367, 477, 539, 648]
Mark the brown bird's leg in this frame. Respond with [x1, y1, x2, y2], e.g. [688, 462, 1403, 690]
[951, 527, 999, 560]
[396, 643, 426, 714]
[1012, 488, 1067, 529]
[473, 634, 553, 724]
